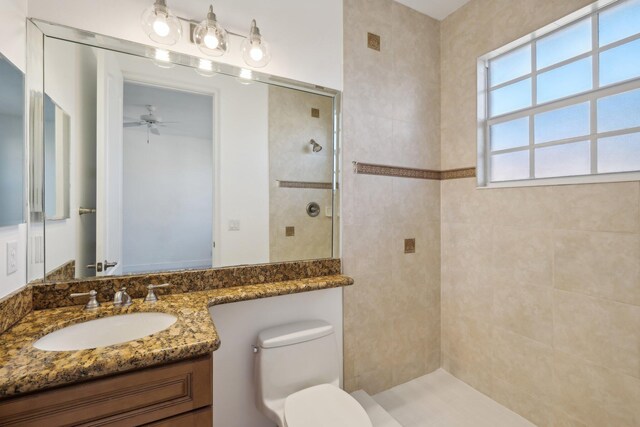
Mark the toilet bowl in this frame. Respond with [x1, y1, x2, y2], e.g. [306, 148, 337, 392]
[254, 320, 372, 427]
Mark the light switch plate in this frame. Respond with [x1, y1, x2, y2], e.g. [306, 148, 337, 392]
[228, 220, 240, 231]
[7, 241, 18, 275]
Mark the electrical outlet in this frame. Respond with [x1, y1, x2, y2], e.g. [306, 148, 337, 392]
[6, 241, 18, 275]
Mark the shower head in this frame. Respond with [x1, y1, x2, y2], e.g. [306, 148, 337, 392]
[310, 139, 323, 152]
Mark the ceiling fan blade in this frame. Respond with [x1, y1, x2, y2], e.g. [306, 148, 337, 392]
[123, 122, 143, 127]
[150, 127, 161, 135]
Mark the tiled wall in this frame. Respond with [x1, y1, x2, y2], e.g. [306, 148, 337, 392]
[342, 0, 441, 393]
[268, 86, 334, 262]
[441, 1, 640, 426]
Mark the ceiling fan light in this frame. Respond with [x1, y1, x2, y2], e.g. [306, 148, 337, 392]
[194, 5, 229, 57]
[142, 0, 182, 45]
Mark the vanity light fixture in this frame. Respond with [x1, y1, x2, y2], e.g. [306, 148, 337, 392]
[193, 5, 229, 57]
[141, 0, 182, 45]
[142, 1, 272, 68]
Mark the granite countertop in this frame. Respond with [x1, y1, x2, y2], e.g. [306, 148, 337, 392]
[0, 275, 352, 398]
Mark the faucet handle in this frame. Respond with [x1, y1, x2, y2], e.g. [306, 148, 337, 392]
[113, 286, 133, 307]
[70, 290, 100, 310]
[145, 283, 172, 303]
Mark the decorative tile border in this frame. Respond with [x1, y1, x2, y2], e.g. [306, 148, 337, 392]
[278, 180, 334, 190]
[0, 287, 33, 334]
[440, 167, 477, 180]
[31, 258, 342, 310]
[353, 162, 475, 181]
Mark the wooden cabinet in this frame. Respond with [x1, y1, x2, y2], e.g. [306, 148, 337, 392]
[0, 353, 212, 426]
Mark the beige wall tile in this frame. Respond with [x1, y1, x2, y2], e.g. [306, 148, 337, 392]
[551, 410, 589, 427]
[491, 376, 553, 427]
[442, 314, 494, 394]
[492, 226, 553, 289]
[489, 186, 555, 228]
[493, 284, 554, 345]
[341, 110, 394, 166]
[554, 351, 640, 426]
[492, 328, 554, 398]
[552, 183, 640, 234]
[441, 178, 494, 225]
[554, 290, 640, 379]
[442, 222, 493, 321]
[554, 229, 640, 306]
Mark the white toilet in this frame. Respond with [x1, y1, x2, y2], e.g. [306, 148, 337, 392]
[254, 320, 373, 427]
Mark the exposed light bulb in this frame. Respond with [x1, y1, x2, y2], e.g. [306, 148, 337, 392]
[152, 15, 170, 37]
[142, 0, 182, 45]
[242, 20, 271, 68]
[249, 45, 264, 61]
[203, 31, 220, 49]
[194, 5, 228, 57]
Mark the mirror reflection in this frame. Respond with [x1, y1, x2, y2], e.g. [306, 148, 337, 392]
[44, 94, 71, 221]
[0, 54, 25, 228]
[41, 36, 336, 282]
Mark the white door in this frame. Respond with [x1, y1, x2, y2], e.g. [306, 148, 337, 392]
[95, 51, 124, 276]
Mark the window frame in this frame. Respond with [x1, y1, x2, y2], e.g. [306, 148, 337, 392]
[477, 0, 640, 188]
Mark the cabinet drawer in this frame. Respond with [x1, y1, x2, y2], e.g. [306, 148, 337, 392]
[0, 353, 212, 427]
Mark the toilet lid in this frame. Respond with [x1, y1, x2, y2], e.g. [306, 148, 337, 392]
[284, 384, 372, 427]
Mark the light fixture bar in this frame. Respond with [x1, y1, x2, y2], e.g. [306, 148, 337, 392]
[141, 1, 271, 67]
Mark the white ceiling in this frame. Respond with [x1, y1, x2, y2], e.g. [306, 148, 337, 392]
[395, 0, 472, 20]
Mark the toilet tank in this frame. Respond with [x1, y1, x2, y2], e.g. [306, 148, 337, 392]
[254, 320, 340, 425]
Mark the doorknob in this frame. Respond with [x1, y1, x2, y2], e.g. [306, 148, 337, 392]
[104, 260, 118, 269]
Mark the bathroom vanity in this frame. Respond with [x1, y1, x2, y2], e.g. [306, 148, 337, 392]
[0, 354, 213, 426]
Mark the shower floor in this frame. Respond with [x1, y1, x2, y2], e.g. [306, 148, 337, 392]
[372, 369, 535, 427]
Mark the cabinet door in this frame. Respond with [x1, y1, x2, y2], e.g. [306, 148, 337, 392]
[143, 406, 212, 427]
[0, 354, 212, 427]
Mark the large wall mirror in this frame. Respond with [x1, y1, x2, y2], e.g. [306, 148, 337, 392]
[0, 53, 25, 228]
[29, 21, 339, 283]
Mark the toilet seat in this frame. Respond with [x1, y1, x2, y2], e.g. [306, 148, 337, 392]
[284, 383, 373, 427]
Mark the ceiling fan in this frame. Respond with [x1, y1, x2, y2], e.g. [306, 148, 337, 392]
[123, 105, 176, 143]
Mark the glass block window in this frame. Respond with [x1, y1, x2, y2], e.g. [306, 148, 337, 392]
[482, 0, 640, 184]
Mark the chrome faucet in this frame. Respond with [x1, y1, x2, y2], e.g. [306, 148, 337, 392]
[70, 290, 101, 310]
[113, 287, 132, 307]
[144, 283, 172, 303]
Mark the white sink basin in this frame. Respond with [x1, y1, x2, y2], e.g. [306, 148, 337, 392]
[33, 312, 177, 351]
